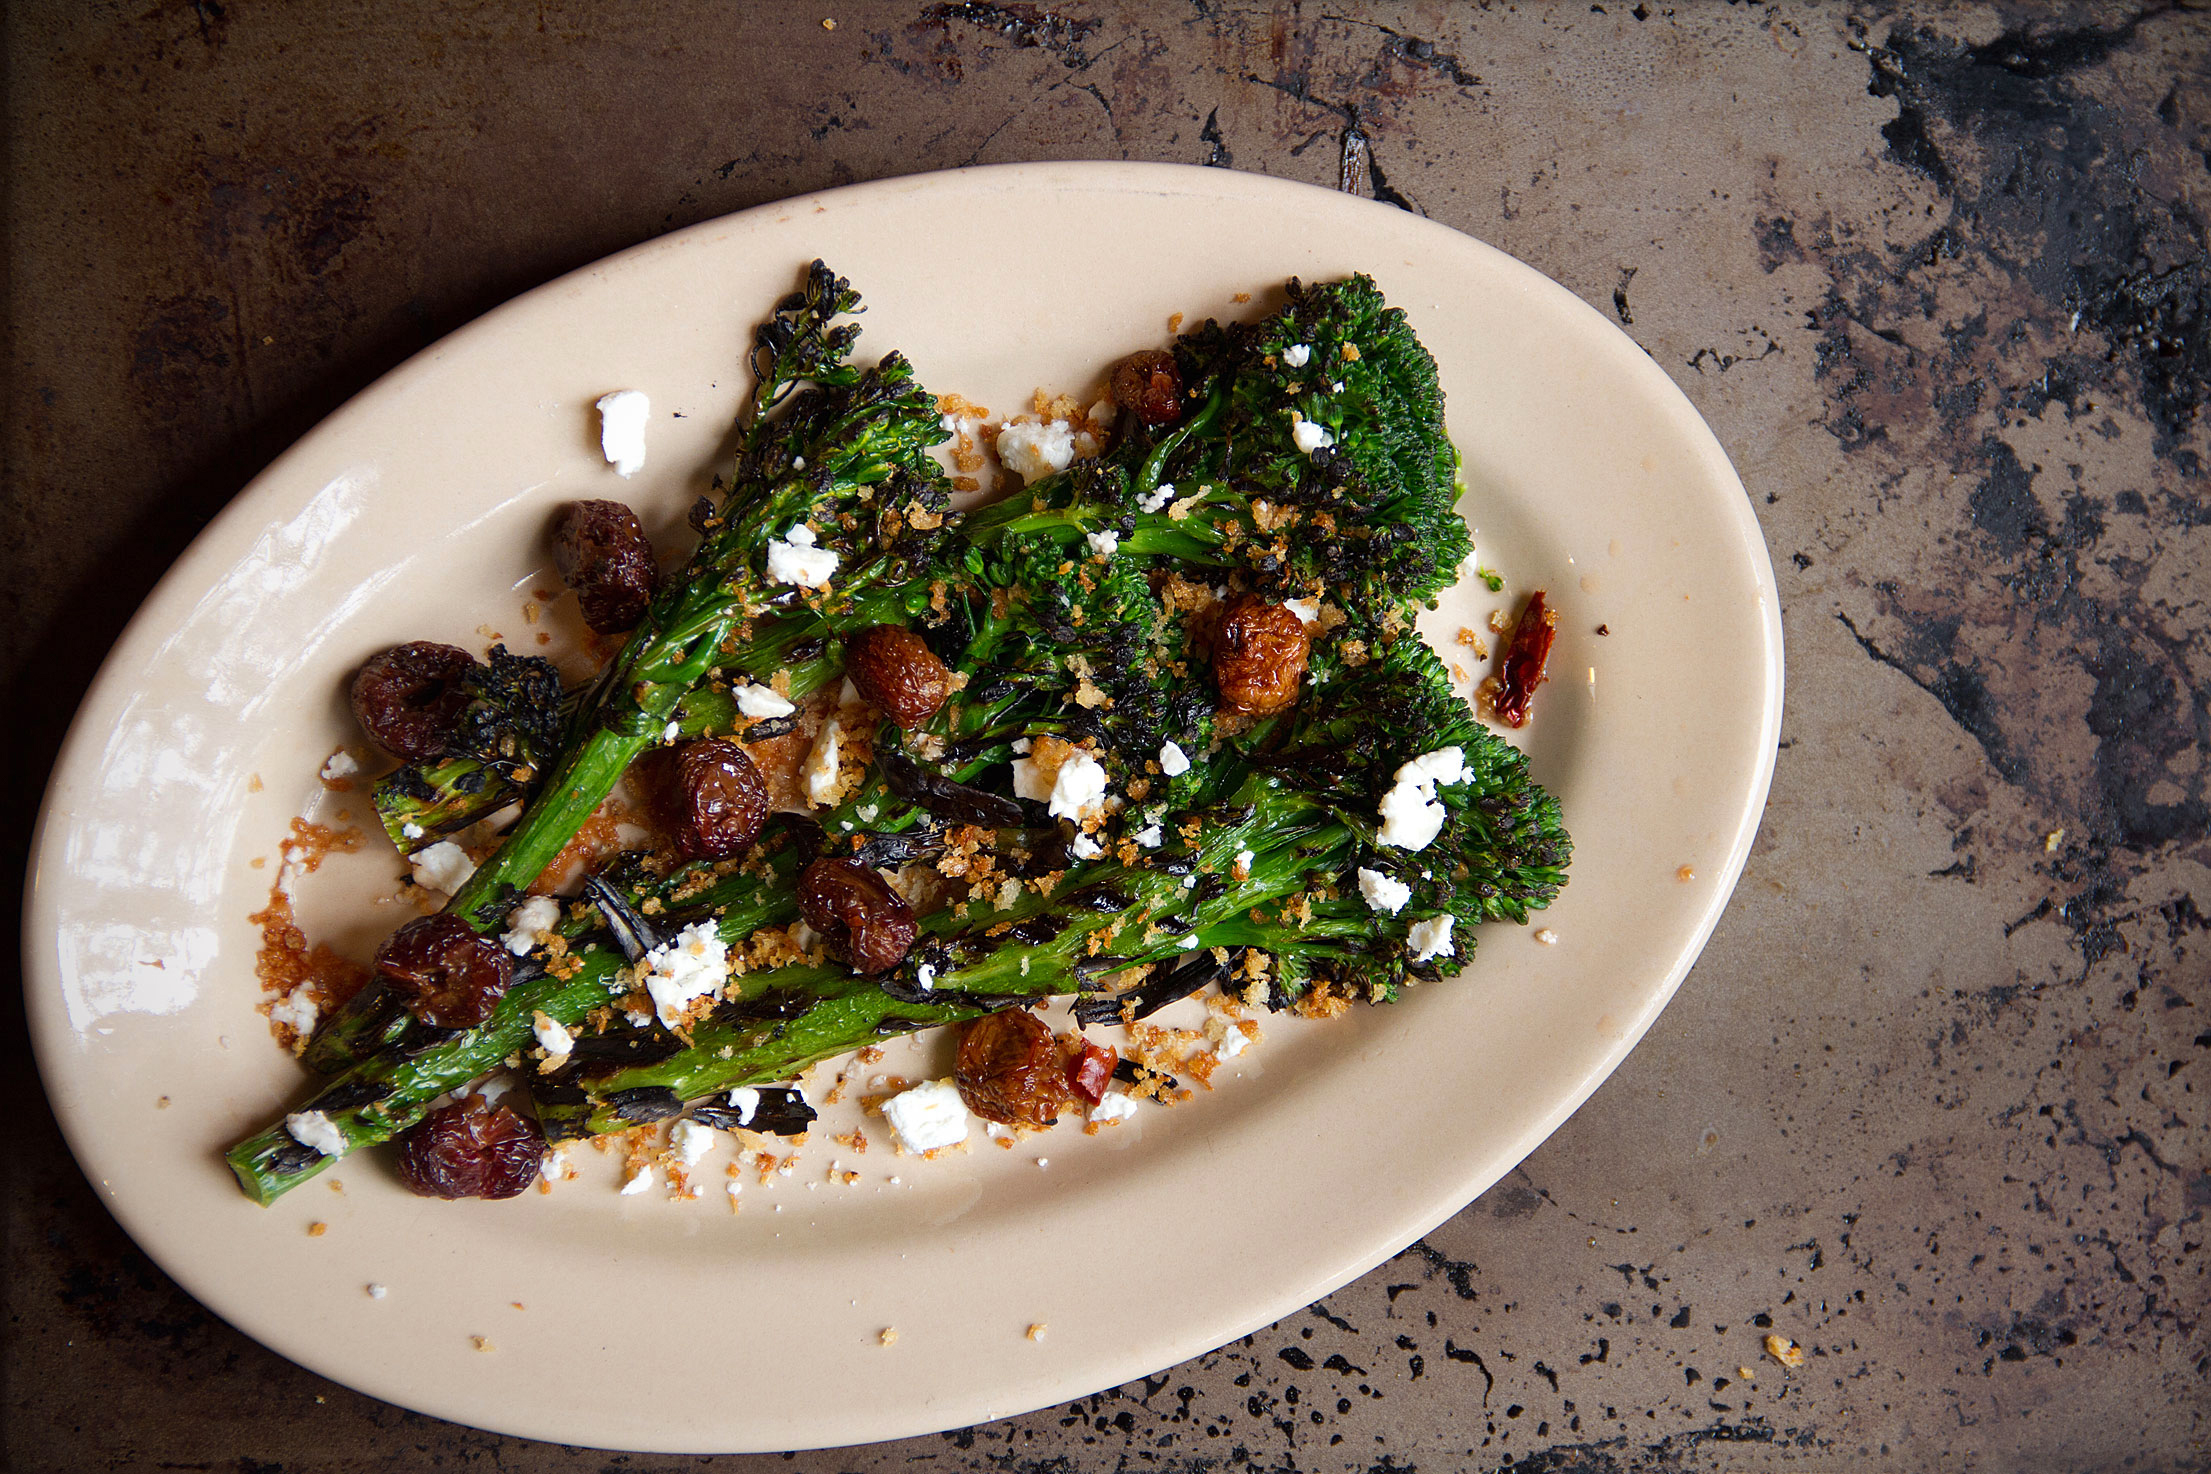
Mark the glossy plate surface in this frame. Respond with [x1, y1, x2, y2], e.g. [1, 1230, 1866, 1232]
[26, 163, 1780, 1452]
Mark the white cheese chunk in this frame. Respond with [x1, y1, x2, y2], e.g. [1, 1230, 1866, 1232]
[803, 719, 842, 806]
[1357, 867, 1412, 914]
[1217, 1025, 1251, 1060]
[1407, 914, 1456, 962]
[502, 895, 563, 957]
[1134, 824, 1164, 849]
[1376, 745, 1469, 853]
[1088, 1092, 1139, 1125]
[408, 840, 476, 896]
[915, 963, 937, 992]
[620, 1164, 656, 1195]
[995, 419, 1076, 481]
[766, 523, 839, 588]
[1289, 414, 1335, 455]
[532, 1011, 575, 1059]
[1158, 741, 1191, 778]
[1138, 482, 1176, 514]
[285, 1109, 347, 1158]
[1070, 832, 1102, 860]
[596, 390, 650, 477]
[1085, 529, 1120, 559]
[639, 921, 728, 1027]
[669, 1117, 716, 1169]
[734, 683, 796, 718]
[1284, 597, 1320, 625]
[319, 749, 359, 781]
[268, 985, 319, 1038]
[726, 1086, 760, 1126]
[1281, 343, 1312, 367]
[881, 1079, 971, 1154]
[1045, 749, 1108, 821]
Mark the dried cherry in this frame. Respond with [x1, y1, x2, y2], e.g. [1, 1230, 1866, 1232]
[553, 499, 659, 633]
[797, 857, 917, 974]
[1212, 593, 1310, 716]
[843, 626, 953, 728]
[395, 1096, 544, 1200]
[1113, 349, 1184, 428]
[374, 912, 513, 1027]
[956, 1011, 1069, 1127]
[1066, 1038, 1117, 1105]
[349, 642, 478, 760]
[654, 738, 769, 860]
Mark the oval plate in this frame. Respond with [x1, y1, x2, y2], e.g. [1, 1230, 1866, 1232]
[25, 162, 1780, 1453]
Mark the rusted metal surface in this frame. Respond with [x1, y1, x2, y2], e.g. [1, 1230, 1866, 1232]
[4, 3, 2206, 1469]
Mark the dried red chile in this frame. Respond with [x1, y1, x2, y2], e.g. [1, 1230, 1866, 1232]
[956, 1011, 1069, 1126]
[1212, 593, 1311, 716]
[654, 738, 769, 860]
[1494, 590, 1557, 729]
[796, 857, 916, 974]
[553, 499, 659, 633]
[843, 625, 953, 728]
[1112, 350, 1184, 428]
[349, 642, 478, 760]
[395, 1097, 544, 1200]
[374, 913, 513, 1027]
[1065, 1038, 1117, 1106]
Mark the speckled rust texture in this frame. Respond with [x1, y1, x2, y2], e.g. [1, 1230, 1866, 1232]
[4, 2, 2207, 1470]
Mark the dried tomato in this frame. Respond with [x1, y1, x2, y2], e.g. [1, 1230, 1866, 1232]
[1494, 590, 1557, 729]
[1212, 593, 1310, 716]
[797, 857, 917, 974]
[1112, 349, 1183, 428]
[553, 499, 659, 633]
[395, 1097, 544, 1200]
[654, 738, 769, 860]
[349, 642, 478, 760]
[956, 1011, 1068, 1127]
[374, 913, 513, 1027]
[1065, 1038, 1117, 1105]
[843, 625, 953, 728]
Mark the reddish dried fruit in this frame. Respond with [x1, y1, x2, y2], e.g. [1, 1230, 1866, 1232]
[374, 913, 513, 1027]
[1212, 593, 1311, 716]
[553, 499, 659, 633]
[1494, 590, 1557, 729]
[843, 626, 953, 728]
[1066, 1038, 1117, 1105]
[957, 1011, 1070, 1127]
[349, 642, 478, 760]
[395, 1097, 544, 1200]
[1112, 349, 1184, 428]
[653, 738, 769, 860]
[797, 858, 917, 974]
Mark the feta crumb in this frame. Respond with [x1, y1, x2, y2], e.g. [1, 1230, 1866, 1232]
[1377, 746, 1469, 853]
[1233, 848, 1255, 879]
[734, 683, 796, 718]
[366, 1283, 388, 1300]
[1085, 528, 1120, 559]
[268, 985, 320, 1038]
[995, 420, 1076, 481]
[663, 720, 681, 742]
[1158, 741, 1191, 777]
[639, 921, 729, 1027]
[1088, 1092, 1139, 1125]
[400, 821, 425, 840]
[881, 1079, 971, 1153]
[1135, 824, 1164, 848]
[320, 749, 359, 781]
[1285, 597, 1320, 625]
[915, 963, 936, 992]
[1043, 749, 1108, 821]
[804, 719, 842, 806]
[1535, 928, 1559, 946]
[1070, 832, 1102, 860]
[1217, 1025, 1251, 1060]
[1407, 914, 1455, 962]
[409, 840, 477, 896]
[1179, 935, 1201, 950]
[533, 1011, 575, 1058]
[669, 1118, 716, 1169]
[502, 895, 563, 957]
[620, 1164, 656, 1195]
[1281, 343, 1312, 367]
[727, 1087, 760, 1126]
[596, 389, 650, 477]
[1011, 736, 1032, 754]
[286, 1110, 347, 1158]
[1138, 482, 1176, 514]
[1289, 414, 1335, 455]
[766, 523, 839, 588]
[1357, 868, 1412, 915]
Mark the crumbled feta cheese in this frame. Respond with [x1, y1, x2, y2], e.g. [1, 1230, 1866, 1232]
[400, 821, 424, 840]
[663, 720, 681, 742]
[1138, 482, 1176, 514]
[620, 1164, 656, 1195]
[1070, 832, 1102, 860]
[915, 963, 937, 992]
[766, 523, 839, 588]
[1135, 824, 1164, 848]
[1281, 343, 1312, 367]
[733, 683, 796, 718]
[881, 1079, 971, 1154]
[533, 1011, 575, 1059]
[596, 389, 650, 477]
[1357, 867, 1412, 914]
[1535, 928, 1560, 946]
[639, 921, 728, 1026]
[409, 840, 476, 896]
[1233, 848, 1255, 878]
[1285, 597, 1320, 625]
[285, 1110, 347, 1158]
[476, 1074, 514, 1103]
[1040, 749, 1107, 821]
[669, 1118, 716, 1169]
[1407, 914, 1455, 962]
[320, 749, 359, 781]
[366, 1283, 388, 1300]
[727, 1087, 760, 1126]
[1182, 874, 1197, 889]
[502, 895, 563, 957]
[1158, 741, 1191, 777]
[1179, 935, 1201, 950]
[1088, 1092, 1139, 1125]
[804, 719, 842, 806]
[995, 420, 1076, 481]
[268, 985, 319, 1038]
[1085, 528, 1120, 559]
[1217, 1025, 1251, 1060]
[1011, 736, 1032, 754]
[1376, 746, 1469, 853]
[1289, 414, 1335, 455]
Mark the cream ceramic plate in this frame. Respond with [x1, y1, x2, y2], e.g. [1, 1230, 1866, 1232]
[26, 163, 1780, 1452]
